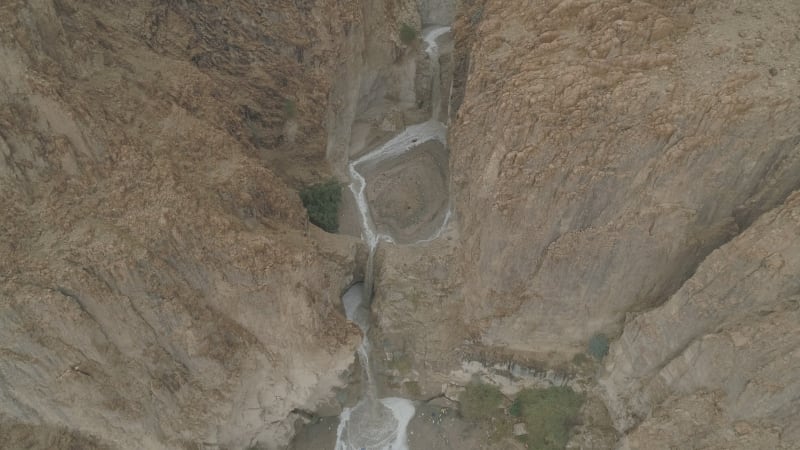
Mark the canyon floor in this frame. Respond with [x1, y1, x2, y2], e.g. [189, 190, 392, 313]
[291, 402, 521, 450]
[340, 139, 450, 244]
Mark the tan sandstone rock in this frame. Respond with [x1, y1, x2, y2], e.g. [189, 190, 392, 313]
[600, 191, 800, 448]
[0, 0, 382, 448]
[449, 0, 800, 360]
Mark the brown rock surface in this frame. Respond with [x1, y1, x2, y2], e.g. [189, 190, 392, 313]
[427, 0, 800, 447]
[449, 0, 800, 358]
[0, 1, 372, 448]
[371, 235, 463, 393]
[325, 0, 424, 173]
[601, 191, 800, 448]
[365, 140, 449, 244]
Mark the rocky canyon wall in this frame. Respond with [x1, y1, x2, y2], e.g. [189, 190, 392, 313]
[449, 0, 800, 359]
[0, 1, 375, 448]
[325, 0, 423, 175]
[601, 191, 800, 449]
[428, 0, 800, 447]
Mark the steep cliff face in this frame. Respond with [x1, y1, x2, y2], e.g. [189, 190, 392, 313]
[601, 192, 800, 449]
[435, 0, 800, 446]
[325, 0, 423, 176]
[0, 1, 366, 448]
[449, 0, 800, 358]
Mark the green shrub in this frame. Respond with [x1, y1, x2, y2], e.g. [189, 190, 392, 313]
[588, 333, 610, 360]
[388, 354, 413, 375]
[459, 382, 504, 421]
[470, 6, 485, 26]
[509, 386, 584, 450]
[403, 381, 422, 397]
[572, 352, 590, 366]
[283, 99, 296, 119]
[399, 23, 417, 45]
[299, 179, 341, 233]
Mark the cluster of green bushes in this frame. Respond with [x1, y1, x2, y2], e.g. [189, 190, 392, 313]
[588, 333, 610, 360]
[470, 5, 485, 25]
[399, 23, 417, 44]
[510, 386, 584, 449]
[283, 99, 296, 119]
[299, 179, 341, 233]
[459, 382, 505, 421]
[459, 382, 584, 450]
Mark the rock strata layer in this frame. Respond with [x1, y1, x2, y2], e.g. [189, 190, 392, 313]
[0, 1, 375, 448]
[449, 0, 800, 358]
[602, 191, 800, 449]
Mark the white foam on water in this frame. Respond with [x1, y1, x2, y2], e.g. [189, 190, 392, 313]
[423, 26, 451, 58]
[334, 397, 415, 450]
[380, 397, 415, 450]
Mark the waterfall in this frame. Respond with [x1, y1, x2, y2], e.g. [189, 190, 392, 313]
[424, 26, 450, 122]
[363, 245, 376, 311]
[335, 26, 451, 450]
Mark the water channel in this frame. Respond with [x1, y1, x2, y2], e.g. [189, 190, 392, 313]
[334, 26, 452, 450]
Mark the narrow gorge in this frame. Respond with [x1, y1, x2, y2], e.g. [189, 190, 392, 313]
[1, 0, 799, 449]
[334, 25, 452, 450]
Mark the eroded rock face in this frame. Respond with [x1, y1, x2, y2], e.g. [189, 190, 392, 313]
[601, 192, 800, 449]
[325, 1, 424, 174]
[365, 141, 450, 243]
[449, 0, 800, 358]
[434, 0, 800, 446]
[367, 0, 800, 447]
[0, 1, 367, 448]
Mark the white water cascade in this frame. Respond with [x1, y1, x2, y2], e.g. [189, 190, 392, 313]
[334, 26, 451, 450]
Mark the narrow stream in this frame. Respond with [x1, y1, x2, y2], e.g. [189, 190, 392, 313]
[334, 26, 452, 450]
